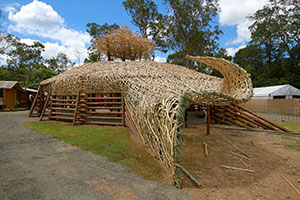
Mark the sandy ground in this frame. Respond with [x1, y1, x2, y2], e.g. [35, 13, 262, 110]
[0, 111, 196, 200]
[181, 123, 300, 200]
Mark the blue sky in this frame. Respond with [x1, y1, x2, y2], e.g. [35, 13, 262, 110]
[0, 0, 268, 64]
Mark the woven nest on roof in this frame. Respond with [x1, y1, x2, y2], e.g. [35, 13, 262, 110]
[40, 56, 253, 178]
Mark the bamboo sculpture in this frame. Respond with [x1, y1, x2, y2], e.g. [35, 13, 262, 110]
[39, 56, 253, 186]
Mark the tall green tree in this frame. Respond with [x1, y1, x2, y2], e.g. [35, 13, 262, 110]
[165, 0, 221, 67]
[122, 0, 169, 53]
[47, 52, 74, 73]
[0, 35, 59, 88]
[122, 0, 222, 67]
[242, 0, 300, 88]
[85, 23, 119, 63]
[27, 67, 57, 89]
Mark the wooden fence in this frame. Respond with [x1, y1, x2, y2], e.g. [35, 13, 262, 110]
[38, 92, 125, 127]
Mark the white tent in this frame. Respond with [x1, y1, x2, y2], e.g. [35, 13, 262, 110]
[253, 84, 300, 99]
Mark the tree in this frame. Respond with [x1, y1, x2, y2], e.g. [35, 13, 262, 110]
[85, 23, 120, 63]
[95, 25, 155, 61]
[47, 52, 74, 73]
[249, 0, 300, 61]
[246, 0, 300, 88]
[164, 0, 221, 68]
[122, 0, 168, 53]
[27, 67, 57, 89]
[0, 35, 58, 88]
[123, 0, 222, 66]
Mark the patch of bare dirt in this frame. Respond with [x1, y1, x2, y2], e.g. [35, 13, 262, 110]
[87, 176, 138, 200]
[181, 124, 300, 200]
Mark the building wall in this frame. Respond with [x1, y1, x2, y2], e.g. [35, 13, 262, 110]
[4, 89, 17, 109]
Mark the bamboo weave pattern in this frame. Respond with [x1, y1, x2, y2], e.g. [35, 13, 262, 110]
[40, 56, 253, 176]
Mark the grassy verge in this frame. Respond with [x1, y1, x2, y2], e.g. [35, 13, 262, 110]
[272, 121, 300, 151]
[25, 121, 165, 182]
[274, 121, 300, 133]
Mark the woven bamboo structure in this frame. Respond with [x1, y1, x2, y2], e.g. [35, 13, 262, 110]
[40, 56, 253, 185]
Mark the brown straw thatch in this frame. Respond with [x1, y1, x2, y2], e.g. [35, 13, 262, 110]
[40, 56, 253, 179]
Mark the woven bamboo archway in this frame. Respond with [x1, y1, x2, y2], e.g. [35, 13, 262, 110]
[40, 56, 253, 185]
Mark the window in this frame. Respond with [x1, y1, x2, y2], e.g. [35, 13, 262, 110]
[0, 89, 3, 98]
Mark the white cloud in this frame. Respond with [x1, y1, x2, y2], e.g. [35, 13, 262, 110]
[154, 56, 166, 63]
[20, 38, 38, 46]
[219, 0, 268, 45]
[219, 0, 268, 26]
[5, 0, 90, 63]
[226, 44, 246, 56]
[3, 3, 20, 13]
[231, 20, 253, 44]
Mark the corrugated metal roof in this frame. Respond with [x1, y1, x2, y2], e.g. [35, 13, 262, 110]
[0, 81, 19, 89]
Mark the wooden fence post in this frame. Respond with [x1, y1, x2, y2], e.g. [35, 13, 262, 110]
[73, 91, 80, 126]
[39, 90, 51, 121]
[28, 86, 40, 117]
[206, 104, 211, 135]
[122, 93, 125, 127]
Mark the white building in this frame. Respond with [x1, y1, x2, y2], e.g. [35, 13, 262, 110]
[253, 84, 300, 99]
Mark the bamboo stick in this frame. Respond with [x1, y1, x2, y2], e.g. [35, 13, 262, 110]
[29, 86, 40, 117]
[233, 103, 290, 132]
[281, 175, 300, 196]
[221, 165, 254, 173]
[206, 105, 211, 135]
[175, 163, 201, 188]
[73, 91, 80, 126]
[220, 134, 250, 158]
[230, 151, 251, 160]
[39, 90, 51, 121]
[203, 142, 208, 156]
[240, 159, 248, 167]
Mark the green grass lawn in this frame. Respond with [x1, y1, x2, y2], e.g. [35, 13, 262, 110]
[273, 121, 300, 151]
[275, 121, 300, 133]
[25, 121, 165, 182]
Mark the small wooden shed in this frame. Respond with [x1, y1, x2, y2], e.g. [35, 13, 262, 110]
[0, 81, 37, 110]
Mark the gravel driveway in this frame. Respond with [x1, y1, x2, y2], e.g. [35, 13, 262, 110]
[0, 111, 196, 200]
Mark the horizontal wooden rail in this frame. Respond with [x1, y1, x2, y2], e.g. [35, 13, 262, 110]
[52, 108, 75, 111]
[51, 103, 76, 106]
[49, 116, 73, 121]
[86, 116, 122, 120]
[86, 102, 122, 105]
[51, 99, 76, 102]
[87, 111, 122, 115]
[86, 97, 122, 100]
[51, 112, 74, 116]
[84, 121, 122, 126]
[87, 106, 122, 110]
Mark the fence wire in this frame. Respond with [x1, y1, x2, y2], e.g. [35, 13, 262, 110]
[246, 106, 300, 123]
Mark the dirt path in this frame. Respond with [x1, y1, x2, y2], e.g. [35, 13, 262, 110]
[181, 125, 300, 200]
[0, 111, 196, 200]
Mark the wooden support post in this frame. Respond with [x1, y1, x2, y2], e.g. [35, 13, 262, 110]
[175, 163, 201, 188]
[73, 91, 80, 126]
[206, 104, 211, 135]
[232, 103, 289, 132]
[29, 86, 40, 117]
[38, 87, 44, 117]
[39, 90, 51, 121]
[121, 93, 125, 127]
[48, 95, 54, 120]
[79, 93, 87, 123]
